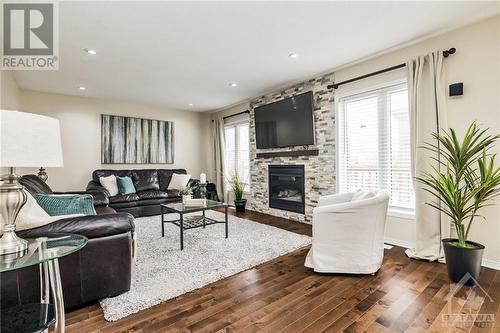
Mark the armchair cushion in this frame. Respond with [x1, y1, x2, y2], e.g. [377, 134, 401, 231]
[351, 189, 375, 201]
[317, 192, 353, 207]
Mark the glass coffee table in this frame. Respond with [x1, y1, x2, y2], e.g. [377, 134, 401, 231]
[161, 200, 229, 250]
[0, 234, 87, 333]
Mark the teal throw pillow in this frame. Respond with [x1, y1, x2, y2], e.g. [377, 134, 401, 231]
[116, 176, 136, 195]
[34, 194, 97, 216]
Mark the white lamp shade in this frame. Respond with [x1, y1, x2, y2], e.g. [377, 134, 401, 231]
[0, 110, 63, 167]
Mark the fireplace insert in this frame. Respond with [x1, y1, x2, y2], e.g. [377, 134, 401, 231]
[268, 165, 305, 214]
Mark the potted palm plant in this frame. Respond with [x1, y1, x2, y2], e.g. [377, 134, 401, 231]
[417, 123, 500, 284]
[230, 171, 247, 212]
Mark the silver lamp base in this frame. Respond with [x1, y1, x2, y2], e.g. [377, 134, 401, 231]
[0, 168, 28, 256]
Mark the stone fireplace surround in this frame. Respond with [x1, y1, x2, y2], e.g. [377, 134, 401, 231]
[249, 72, 336, 223]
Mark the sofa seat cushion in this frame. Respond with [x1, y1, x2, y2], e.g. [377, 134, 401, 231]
[109, 193, 140, 204]
[109, 201, 138, 209]
[166, 189, 181, 198]
[137, 190, 168, 200]
[95, 206, 117, 215]
[136, 198, 173, 206]
[132, 170, 160, 192]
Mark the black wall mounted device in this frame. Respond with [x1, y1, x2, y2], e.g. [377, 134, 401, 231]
[449, 83, 463, 96]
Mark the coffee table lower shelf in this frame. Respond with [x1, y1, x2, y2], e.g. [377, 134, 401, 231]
[161, 202, 228, 250]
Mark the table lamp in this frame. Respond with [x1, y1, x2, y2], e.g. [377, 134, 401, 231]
[0, 110, 63, 255]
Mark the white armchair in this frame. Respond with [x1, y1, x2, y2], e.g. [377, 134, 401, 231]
[304, 190, 390, 274]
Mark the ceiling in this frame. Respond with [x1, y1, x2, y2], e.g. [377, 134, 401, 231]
[11, 1, 500, 112]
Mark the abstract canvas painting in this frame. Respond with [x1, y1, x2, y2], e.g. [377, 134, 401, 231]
[101, 114, 174, 164]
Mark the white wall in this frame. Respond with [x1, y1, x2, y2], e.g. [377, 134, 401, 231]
[335, 15, 500, 264]
[0, 71, 21, 175]
[17, 90, 211, 191]
[0, 71, 20, 110]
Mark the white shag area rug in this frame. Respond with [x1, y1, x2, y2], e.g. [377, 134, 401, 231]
[99, 210, 311, 321]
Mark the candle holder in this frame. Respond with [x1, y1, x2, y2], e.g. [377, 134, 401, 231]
[198, 183, 207, 199]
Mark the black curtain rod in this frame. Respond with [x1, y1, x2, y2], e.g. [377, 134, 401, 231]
[211, 110, 250, 122]
[222, 110, 250, 120]
[327, 47, 456, 90]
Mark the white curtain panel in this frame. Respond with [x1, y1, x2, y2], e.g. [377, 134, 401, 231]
[405, 51, 450, 261]
[211, 118, 227, 202]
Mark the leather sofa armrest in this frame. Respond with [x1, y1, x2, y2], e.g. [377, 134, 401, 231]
[17, 212, 134, 240]
[86, 180, 110, 197]
[53, 191, 109, 206]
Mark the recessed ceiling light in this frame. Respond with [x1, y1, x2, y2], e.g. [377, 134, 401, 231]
[188, 103, 194, 107]
[288, 52, 298, 59]
[79, 86, 86, 91]
[84, 48, 97, 55]
[230, 83, 238, 87]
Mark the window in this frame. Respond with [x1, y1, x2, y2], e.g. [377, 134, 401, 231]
[224, 120, 250, 192]
[337, 82, 415, 212]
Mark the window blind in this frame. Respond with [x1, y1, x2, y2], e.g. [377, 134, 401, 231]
[224, 120, 250, 192]
[337, 82, 415, 212]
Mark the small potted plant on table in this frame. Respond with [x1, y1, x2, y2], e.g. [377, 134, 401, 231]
[230, 171, 247, 212]
[418, 123, 500, 284]
[179, 185, 193, 204]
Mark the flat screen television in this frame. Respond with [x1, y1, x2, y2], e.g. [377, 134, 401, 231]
[254, 91, 315, 149]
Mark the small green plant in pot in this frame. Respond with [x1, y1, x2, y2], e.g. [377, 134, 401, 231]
[417, 123, 500, 284]
[179, 185, 193, 204]
[230, 171, 247, 212]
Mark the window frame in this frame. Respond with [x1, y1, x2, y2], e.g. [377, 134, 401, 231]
[335, 79, 415, 219]
[224, 119, 251, 194]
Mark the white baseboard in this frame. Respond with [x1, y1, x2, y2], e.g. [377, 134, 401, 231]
[384, 237, 414, 249]
[482, 259, 500, 271]
[384, 237, 500, 271]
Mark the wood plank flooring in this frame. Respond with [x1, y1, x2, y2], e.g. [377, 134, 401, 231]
[66, 209, 499, 333]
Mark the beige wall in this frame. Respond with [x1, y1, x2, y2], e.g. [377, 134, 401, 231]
[212, 16, 500, 265]
[0, 71, 20, 110]
[17, 90, 211, 191]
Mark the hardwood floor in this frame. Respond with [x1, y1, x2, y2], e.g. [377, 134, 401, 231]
[66, 210, 499, 333]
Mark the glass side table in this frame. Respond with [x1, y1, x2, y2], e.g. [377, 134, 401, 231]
[0, 234, 88, 333]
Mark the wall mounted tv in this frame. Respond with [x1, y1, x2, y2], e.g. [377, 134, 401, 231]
[254, 91, 315, 149]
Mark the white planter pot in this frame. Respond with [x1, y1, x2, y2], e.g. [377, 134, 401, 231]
[182, 195, 192, 203]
